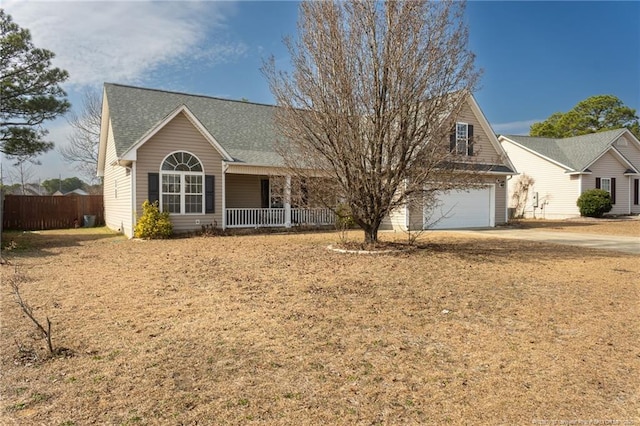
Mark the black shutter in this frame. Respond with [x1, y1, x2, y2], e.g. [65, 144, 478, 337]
[148, 173, 159, 204]
[261, 179, 270, 208]
[467, 124, 474, 156]
[449, 130, 456, 153]
[611, 178, 616, 204]
[634, 179, 639, 205]
[595, 177, 601, 189]
[205, 175, 215, 213]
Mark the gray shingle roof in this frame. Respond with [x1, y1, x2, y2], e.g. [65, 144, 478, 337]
[105, 83, 284, 166]
[503, 129, 628, 171]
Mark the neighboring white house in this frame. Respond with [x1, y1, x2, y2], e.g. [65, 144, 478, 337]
[97, 83, 516, 237]
[499, 129, 640, 219]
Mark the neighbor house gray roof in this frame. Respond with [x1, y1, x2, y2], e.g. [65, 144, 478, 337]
[503, 129, 630, 172]
[104, 83, 284, 166]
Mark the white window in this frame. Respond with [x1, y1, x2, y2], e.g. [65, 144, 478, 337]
[160, 152, 204, 214]
[456, 122, 469, 155]
[601, 178, 611, 194]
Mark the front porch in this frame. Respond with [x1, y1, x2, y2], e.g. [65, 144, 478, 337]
[224, 171, 336, 229]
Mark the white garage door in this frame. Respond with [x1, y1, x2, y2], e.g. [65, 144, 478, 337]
[427, 186, 494, 229]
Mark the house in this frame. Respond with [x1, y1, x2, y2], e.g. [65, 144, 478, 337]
[53, 188, 89, 196]
[381, 95, 516, 231]
[4, 183, 47, 196]
[499, 129, 640, 219]
[97, 83, 516, 237]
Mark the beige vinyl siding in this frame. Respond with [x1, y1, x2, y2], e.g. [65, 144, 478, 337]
[226, 174, 263, 208]
[584, 151, 631, 215]
[136, 112, 223, 232]
[495, 177, 508, 225]
[456, 102, 501, 164]
[613, 135, 640, 214]
[614, 134, 640, 166]
[501, 141, 579, 219]
[380, 205, 407, 231]
[103, 121, 133, 236]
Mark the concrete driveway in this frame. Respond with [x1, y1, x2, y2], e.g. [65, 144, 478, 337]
[453, 228, 640, 255]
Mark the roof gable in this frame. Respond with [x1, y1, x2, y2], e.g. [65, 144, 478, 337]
[500, 129, 630, 172]
[119, 105, 234, 162]
[103, 83, 283, 167]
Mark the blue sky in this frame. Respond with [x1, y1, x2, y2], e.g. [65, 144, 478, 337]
[2, 0, 639, 183]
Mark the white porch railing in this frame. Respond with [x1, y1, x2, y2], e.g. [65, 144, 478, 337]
[226, 207, 335, 228]
[291, 208, 336, 226]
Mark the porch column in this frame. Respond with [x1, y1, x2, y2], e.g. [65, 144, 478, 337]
[284, 175, 291, 228]
[221, 162, 228, 230]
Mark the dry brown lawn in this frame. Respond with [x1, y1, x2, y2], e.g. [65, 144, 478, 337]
[1, 226, 638, 425]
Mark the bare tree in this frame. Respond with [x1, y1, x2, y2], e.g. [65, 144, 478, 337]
[9, 266, 55, 355]
[8, 156, 38, 195]
[60, 90, 101, 184]
[263, 0, 481, 243]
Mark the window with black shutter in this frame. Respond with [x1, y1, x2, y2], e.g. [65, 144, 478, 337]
[157, 152, 205, 214]
[450, 123, 474, 156]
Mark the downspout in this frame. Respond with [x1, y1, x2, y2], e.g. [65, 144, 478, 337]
[222, 161, 228, 230]
[578, 174, 583, 217]
[629, 175, 632, 214]
[130, 163, 136, 238]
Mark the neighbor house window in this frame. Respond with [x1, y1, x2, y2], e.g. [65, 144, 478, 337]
[160, 151, 204, 214]
[450, 122, 474, 156]
[595, 177, 616, 204]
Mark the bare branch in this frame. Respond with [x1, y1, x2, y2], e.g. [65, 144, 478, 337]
[9, 267, 55, 354]
[263, 0, 482, 243]
[59, 89, 101, 184]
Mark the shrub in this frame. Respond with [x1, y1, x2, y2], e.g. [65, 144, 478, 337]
[576, 189, 612, 218]
[335, 203, 355, 229]
[134, 200, 173, 239]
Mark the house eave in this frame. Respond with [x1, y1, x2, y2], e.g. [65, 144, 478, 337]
[466, 95, 518, 173]
[96, 86, 111, 177]
[566, 170, 590, 175]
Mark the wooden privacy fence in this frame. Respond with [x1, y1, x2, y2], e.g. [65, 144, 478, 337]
[2, 195, 104, 230]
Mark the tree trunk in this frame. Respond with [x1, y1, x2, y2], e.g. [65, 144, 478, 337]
[363, 225, 379, 244]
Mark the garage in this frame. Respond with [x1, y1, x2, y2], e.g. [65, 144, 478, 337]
[426, 185, 495, 229]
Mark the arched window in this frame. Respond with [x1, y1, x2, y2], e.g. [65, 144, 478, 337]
[160, 151, 204, 214]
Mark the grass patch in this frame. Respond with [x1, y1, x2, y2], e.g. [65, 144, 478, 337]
[1, 227, 638, 424]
